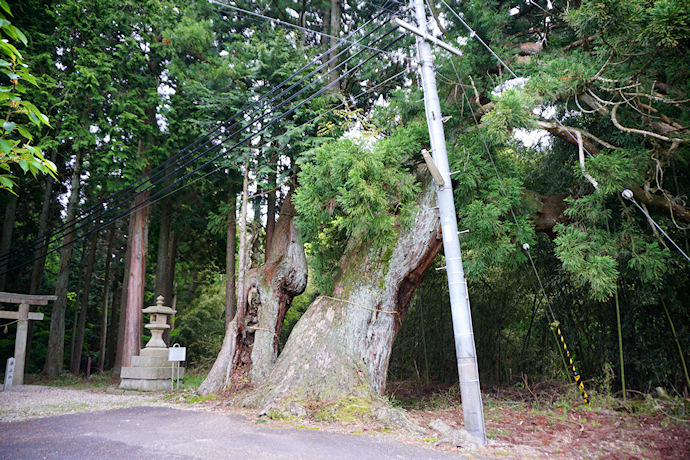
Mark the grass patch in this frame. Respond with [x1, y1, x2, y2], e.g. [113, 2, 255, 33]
[24, 372, 120, 389]
[181, 370, 206, 390]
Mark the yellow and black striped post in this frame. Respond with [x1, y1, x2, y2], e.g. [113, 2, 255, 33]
[551, 321, 590, 404]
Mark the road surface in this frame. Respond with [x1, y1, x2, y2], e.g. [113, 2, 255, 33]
[0, 406, 465, 459]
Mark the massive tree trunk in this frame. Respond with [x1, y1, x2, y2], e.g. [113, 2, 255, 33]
[198, 192, 307, 395]
[45, 151, 83, 376]
[242, 179, 442, 417]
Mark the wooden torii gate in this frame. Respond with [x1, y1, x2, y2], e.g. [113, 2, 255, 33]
[0, 292, 57, 385]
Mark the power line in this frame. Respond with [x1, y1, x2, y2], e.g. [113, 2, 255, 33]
[0, 27, 405, 277]
[19, 9, 391, 256]
[437, 0, 598, 161]
[209, 0, 402, 57]
[0, 8, 398, 270]
[448, 54, 589, 404]
[622, 190, 690, 264]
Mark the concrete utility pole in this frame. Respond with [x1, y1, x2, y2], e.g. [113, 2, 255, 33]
[398, 0, 486, 443]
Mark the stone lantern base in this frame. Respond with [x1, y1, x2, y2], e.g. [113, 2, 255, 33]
[119, 296, 184, 391]
[120, 348, 185, 391]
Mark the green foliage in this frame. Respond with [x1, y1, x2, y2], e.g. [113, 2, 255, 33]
[449, 131, 536, 279]
[554, 223, 619, 301]
[294, 123, 425, 292]
[0, 3, 55, 192]
[174, 272, 226, 369]
[646, 0, 690, 48]
[524, 53, 598, 101]
[481, 88, 537, 143]
[567, 0, 690, 49]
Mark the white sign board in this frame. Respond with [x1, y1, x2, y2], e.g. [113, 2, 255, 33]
[168, 346, 186, 362]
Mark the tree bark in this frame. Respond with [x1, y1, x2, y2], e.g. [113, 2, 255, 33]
[154, 198, 171, 301]
[121, 191, 149, 369]
[0, 193, 18, 292]
[71, 227, 99, 375]
[98, 226, 115, 372]
[265, 165, 276, 262]
[237, 164, 250, 327]
[241, 179, 441, 414]
[154, 197, 173, 344]
[45, 150, 83, 377]
[30, 164, 55, 294]
[198, 191, 307, 395]
[113, 220, 131, 375]
[226, 190, 237, 330]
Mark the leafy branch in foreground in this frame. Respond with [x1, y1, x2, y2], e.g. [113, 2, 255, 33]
[0, 0, 55, 193]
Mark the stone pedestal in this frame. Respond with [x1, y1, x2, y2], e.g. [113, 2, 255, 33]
[120, 348, 185, 391]
[119, 296, 184, 391]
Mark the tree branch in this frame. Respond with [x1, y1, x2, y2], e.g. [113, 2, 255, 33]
[611, 104, 686, 144]
[631, 186, 690, 223]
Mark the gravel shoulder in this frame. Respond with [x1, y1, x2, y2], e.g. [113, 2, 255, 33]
[0, 384, 180, 422]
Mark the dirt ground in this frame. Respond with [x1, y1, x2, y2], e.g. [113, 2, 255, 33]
[2, 380, 689, 458]
[187, 379, 689, 459]
[387, 381, 690, 459]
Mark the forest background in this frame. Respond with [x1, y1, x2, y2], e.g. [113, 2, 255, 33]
[1, 0, 689, 410]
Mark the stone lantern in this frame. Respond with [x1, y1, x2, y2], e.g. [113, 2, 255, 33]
[119, 296, 184, 391]
[143, 296, 175, 348]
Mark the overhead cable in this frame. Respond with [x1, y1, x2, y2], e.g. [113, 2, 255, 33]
[0, 29, 405, 277]
[0, 8, 398, 269]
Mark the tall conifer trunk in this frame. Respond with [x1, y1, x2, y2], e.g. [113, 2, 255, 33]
[0, 193, 18, 292]
[121, 191, 149, 368]
[45, 151, 83, 376]
[113, 220, 131, 375]
[70, 228, 98, 374]
[98, 226, 115, 372]
[226, 187, 238, 329]
[264, 165, 276, 262]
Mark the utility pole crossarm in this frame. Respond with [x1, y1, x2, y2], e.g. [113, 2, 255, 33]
[391, 17, 463, 58]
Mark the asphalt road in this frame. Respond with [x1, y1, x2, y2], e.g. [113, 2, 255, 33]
[0, 406, 463, 459]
